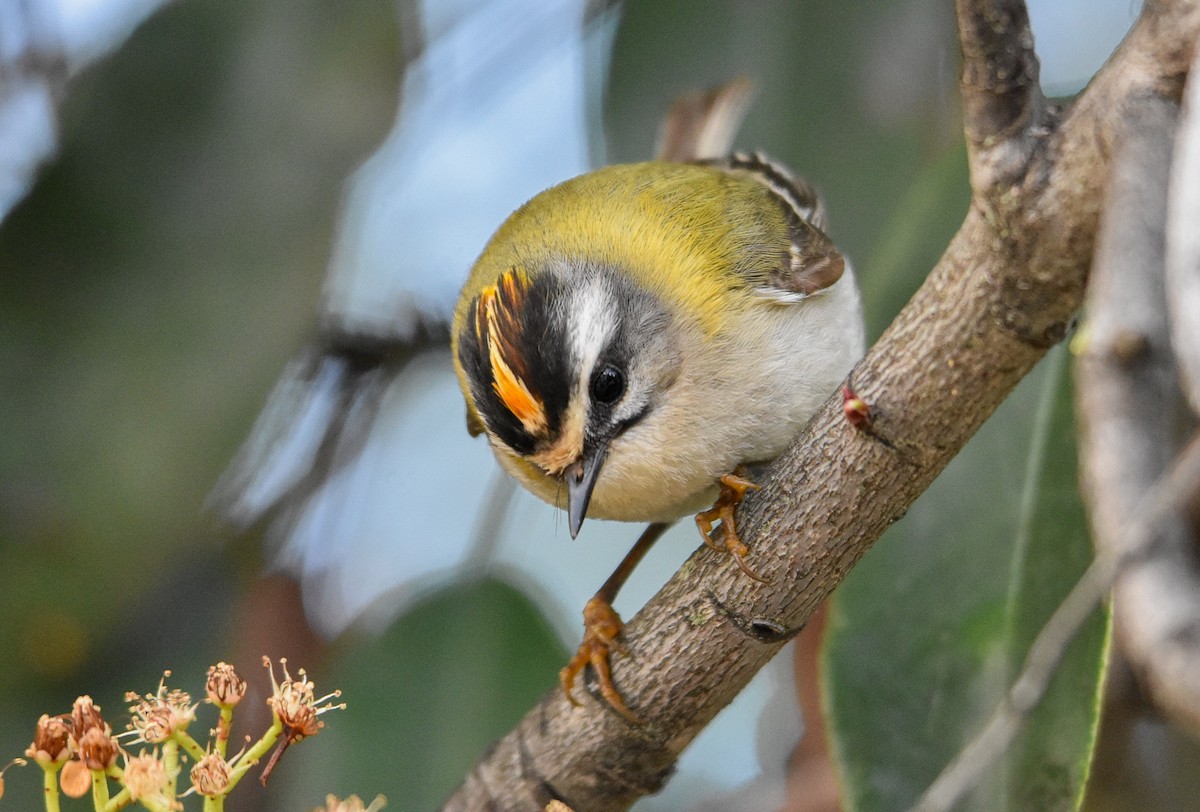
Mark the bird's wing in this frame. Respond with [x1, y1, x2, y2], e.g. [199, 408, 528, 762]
[703, 152, 848, 304]
[653, 88, 846, 305]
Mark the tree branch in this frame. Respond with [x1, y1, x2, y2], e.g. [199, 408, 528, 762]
[955, 0, 1044, 190]
[1076, 54, 1200, 735]
[1167, 44, 1200, 414]
[444, 2, 1200, 809]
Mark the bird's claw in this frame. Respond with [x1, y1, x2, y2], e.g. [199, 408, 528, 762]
[695, 470, 769, 584]
[560, 596, 642, 724]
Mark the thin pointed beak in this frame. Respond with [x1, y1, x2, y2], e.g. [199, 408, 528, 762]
[566, 444, 608, 539]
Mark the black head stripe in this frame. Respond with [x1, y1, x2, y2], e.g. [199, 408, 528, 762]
[457, 270, 571, 455]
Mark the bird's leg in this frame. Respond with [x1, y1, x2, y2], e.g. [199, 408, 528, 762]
[560, 521, 672, 724]
[695, 468, 768, 583]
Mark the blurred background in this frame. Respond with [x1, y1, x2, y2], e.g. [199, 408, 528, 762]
[3, 0, 1197, 809]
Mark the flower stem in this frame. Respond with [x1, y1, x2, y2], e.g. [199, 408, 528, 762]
[90, 769, 111, 810]
[215, 706, 234, 758]
[163, 739, 180, 802]
[225, 716, 282, 791]
[41, 763, 61, 812]
[103, 786, 131, 811]
[174, 729, 208, 762]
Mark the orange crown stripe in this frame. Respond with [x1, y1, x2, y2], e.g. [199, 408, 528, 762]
[477, 270, 547, 435]
[490, 350, 546, 432]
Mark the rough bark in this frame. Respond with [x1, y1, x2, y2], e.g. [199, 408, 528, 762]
[444, 1, 1200, 809]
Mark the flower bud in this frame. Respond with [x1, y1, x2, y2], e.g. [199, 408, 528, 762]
[841, 384, 872, 429]
[205, 662, 247, 707]
[77, 726, 119, 771]
[26, 714, 71, 765]
[70, 696, 106, 742]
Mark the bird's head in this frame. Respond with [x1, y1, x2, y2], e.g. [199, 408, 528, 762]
[454, 263, 679, 537]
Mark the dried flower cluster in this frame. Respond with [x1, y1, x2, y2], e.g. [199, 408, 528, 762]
[189, 750, 232, 798]
[259, 657, 346, 785]
[123, 752, 172, 807]
[264, 657, 344, 741]
[125, 673, 198, 746]
[6, 658, 355, 811]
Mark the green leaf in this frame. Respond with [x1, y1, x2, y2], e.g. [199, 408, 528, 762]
[823, 344, 1109, 811]
[859, 142, 971, 340]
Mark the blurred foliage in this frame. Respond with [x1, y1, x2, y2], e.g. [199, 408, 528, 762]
[824, 346, 1108, 811]
[0, 0, 399, 803]
[2, 0, 1198, 810]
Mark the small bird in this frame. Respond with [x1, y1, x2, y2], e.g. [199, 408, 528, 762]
[452, 149, 864, 720]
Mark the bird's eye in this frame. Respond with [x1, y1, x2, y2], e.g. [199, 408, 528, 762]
[590, 364, 625, 405]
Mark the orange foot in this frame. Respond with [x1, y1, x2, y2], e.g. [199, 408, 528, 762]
[560, 596, 642, 723]
[695, 471, 768, 583]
